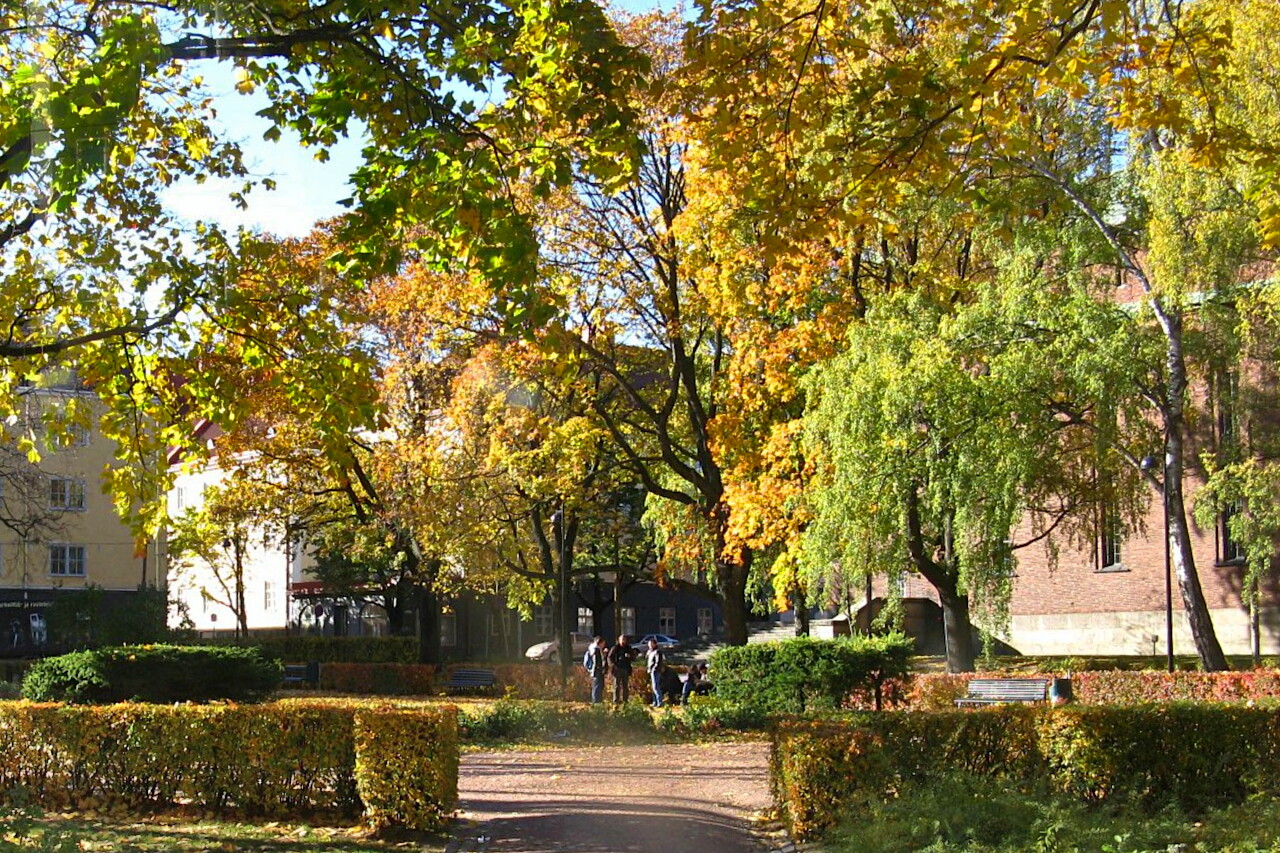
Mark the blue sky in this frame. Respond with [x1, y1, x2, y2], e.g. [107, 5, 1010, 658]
[162, 0, 676, 239]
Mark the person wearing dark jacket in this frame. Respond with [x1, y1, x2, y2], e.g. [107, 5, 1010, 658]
[607, 635, 636, 704]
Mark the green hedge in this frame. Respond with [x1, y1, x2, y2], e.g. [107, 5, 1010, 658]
[0, 701, 458, 829]
[711, 634, 913, 713]
[23, 646, 280, 703]
[210, 636, 419, 664]
[772, 705, 1280, 840]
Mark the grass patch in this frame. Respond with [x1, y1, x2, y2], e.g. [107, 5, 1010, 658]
[0, 805, 447, 852]
[824, 773, 1280, 853]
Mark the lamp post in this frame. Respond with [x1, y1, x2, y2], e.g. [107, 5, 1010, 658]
[1140, 455, 1175, 672]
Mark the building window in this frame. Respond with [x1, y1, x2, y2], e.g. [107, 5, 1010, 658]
[440, 612, 457, 647]
[264, 581, 277, 611]
[1219, 503, 1246, 564]
[49, 478, 86, 511]
[659, 607, 676, 635]
[697, 608, 713, 636]
[49, 544, 86, 577]
[1096, 506, 1124, 571]
[534, 605, 553, 637]
[577, 606, 593, 634]
[620, 606, 636, 637]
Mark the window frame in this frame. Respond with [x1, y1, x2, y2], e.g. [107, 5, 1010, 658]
[658, 607, 676, 635]
[48, 543, 87, 577]
[48, 477, 86, 511]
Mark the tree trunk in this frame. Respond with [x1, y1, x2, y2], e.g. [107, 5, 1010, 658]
[1165, 459, 1228, 670]
[1161, 313, 1229, 671]
[795, 586, 810, 637]
[417, 585, 441, 665]
[938, 587, 976, 673]
[718, 554, 750, 646]
[905, 486, 975, 672]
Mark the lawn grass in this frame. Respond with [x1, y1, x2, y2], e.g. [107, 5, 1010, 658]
[1, 808, 448, 852]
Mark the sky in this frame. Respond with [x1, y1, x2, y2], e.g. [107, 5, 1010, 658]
[162, 0, 675, 240]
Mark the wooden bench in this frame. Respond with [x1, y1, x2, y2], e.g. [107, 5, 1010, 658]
[955, 677, 1051, 707]
[443, 667, 498, 693]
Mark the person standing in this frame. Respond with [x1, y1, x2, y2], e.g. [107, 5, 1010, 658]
[646, 638, 665, 707]
[608, 634, 635, 704]
[584, 636, 607, 704]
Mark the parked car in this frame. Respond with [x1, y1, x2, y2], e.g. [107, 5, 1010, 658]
[524, 632, 594, 663]
[635, 633, 679, 651]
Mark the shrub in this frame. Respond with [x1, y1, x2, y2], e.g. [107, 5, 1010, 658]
[319, 663, 437, 695]
[679, 696, 771, 733]
[457, 697, 655, 743]
[22, 645, 280, 704]
[711, 633, 913, 714]
[770, 705, 1280, 841]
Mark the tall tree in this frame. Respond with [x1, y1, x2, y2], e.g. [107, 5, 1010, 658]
[4, 0, 644, 538]
[686, 0, 1280, 669]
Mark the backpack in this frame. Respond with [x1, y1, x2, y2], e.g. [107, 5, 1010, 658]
[583, 647, 595, 672]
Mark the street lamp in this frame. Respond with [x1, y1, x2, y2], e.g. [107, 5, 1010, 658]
[1140, 455, 1175, 673]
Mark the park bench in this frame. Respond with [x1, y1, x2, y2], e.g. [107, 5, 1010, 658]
[955, 677, 1051, 707]
[282, 662, 319, 688]
[443, 667, 498, 694]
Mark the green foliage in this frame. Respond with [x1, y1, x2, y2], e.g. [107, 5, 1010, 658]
[22, 645, 279, 704]
[43, 585, 187, 651]
[771, 705, 1280, 840]
[456, 697, 655, 743]
[710, 634, 913, 714]
[678, 696, 771, 733]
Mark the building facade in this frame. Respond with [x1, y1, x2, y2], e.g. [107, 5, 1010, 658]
[0, 384, 165, 656]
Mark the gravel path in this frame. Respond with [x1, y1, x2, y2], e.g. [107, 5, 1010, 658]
[448, 742, 773, 853]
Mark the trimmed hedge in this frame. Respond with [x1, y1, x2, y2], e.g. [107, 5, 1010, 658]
[711, 634, 913, 714]
[0, 700, 458, 829]
[22, 645, 279, 703]
[319, 663, 438, 695]
[772, 705, 1280, 840]
[354, 706, 459, 831]
[904, 670, 1280, 710]
[208, 636, 420, 664]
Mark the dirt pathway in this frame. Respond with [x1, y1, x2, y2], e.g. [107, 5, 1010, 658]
[448, 742, 774, 853]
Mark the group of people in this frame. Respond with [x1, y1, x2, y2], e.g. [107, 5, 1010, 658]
[582, 634, 712, 707]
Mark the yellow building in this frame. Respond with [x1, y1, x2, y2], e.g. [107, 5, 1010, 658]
[0, 381, 165, 655]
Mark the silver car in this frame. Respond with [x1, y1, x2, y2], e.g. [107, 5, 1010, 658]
[524, 631, 594, 663]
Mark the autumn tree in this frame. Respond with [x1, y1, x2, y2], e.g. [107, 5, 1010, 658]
[3, 0, 644, 542]
[686, 0, 1280, 669]
[524, 12, 766, 645]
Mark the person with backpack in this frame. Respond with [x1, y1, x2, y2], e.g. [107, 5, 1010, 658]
[583, 636, 607, 704]
[607, 634, 636, 704]
[645, 637, 666, 707]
